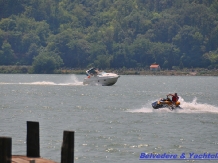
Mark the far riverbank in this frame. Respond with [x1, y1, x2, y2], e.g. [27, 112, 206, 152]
[0, 66, 218, 76]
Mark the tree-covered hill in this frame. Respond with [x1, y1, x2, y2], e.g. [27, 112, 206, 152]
[0, 0, 218, 73]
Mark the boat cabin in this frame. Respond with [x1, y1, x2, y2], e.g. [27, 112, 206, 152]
[86, 67, 99, 76]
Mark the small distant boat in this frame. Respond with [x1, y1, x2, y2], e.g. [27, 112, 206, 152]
[83, 68, 120, 86]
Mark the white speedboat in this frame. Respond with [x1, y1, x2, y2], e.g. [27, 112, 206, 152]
[83, 68, 120, 86]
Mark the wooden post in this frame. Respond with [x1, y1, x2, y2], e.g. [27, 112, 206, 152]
[30, 160, 35, 163]
[27, 121, 40, 157]
[0, 137, 12, 163]
[61, 131, 74, 163]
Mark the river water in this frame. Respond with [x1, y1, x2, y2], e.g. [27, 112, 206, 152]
[0, 74, 218, 163]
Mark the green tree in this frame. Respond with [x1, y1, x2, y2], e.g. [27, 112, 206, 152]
[0, 41, 14, 65]
[129, 36, 152, 67]
[32, 50, 63, 73]
[0, 18, 16, 31]
[26, 43, 40, 65]
[204, 51, 218, 68]
[67, 38, 90, 67]
[173, 26, 204, 67]
[0, 0, 25, 19]
[0, 0, 218, 70]
[94, 54, 112, 69]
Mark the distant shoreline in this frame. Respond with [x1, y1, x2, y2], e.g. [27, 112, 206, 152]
[0, 66, 218, 76]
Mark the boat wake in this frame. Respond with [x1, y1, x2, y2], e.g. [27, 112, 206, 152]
[128, 97, 218, 114]
[0, 75, 83, 86]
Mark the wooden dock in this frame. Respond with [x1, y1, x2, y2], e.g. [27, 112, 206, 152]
[0, 121, 74, 163]
[12, 155, 57, 163]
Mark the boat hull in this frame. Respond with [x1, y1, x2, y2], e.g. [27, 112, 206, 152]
[83, 76, 119, 86]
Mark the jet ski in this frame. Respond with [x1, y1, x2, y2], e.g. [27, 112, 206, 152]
[152, 96, 181, 110]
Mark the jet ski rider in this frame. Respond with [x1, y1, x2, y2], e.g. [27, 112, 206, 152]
[167, 93, 179, 104]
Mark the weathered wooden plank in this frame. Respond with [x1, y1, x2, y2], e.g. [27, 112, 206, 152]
[12, 157, 29, 163]
[12, 155, 57, 163]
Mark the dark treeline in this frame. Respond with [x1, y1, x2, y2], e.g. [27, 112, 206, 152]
[0, 0, 218, 73]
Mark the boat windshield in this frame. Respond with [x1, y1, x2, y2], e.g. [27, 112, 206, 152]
[98, 71, 106, 76]
[87, 68, 99, 76]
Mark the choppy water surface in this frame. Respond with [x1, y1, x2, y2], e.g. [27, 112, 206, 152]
[1, 74, 218, 163]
